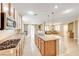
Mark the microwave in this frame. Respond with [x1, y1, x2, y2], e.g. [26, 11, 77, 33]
[6, 16, 16, 30]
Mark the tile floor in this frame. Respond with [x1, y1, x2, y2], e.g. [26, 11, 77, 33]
[59, 37, 79, 56]
[23, 34, 79, 56]
[23, 35, 41, 56]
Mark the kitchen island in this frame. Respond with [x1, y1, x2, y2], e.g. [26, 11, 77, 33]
[35, 34, 61, 56]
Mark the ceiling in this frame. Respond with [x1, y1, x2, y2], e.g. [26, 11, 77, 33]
[14, 3, 79, 24]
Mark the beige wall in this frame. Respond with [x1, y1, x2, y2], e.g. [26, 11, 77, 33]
[59, 25, 64, 36]
[78, 17, 79, 41]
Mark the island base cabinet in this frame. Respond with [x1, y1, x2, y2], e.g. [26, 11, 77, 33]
[44, 40, 56, 56]
[40, 38, 44, 56]
[35, 37, 59, 56]
[35, 37, 39, 48]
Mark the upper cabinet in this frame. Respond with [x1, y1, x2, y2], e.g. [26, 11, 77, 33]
[15, 10, 22, 29]
[0, 3, 22, 30]
[3, 3, 9, 15]
[2, 3, 15, 19]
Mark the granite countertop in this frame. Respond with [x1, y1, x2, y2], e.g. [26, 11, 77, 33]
[0, 30, 24, 50]
[0, 39, 20, 50]
[38, 34, 61, 41]
[0, 30, 24, 43]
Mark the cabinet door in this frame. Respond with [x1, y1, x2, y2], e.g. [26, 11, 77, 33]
[35, 37, 39, 48]
[35, 39, 37, 45]
[38, 37, 41, 50]
[40, 39, 44, 56]
[35, 39, 37, 47]
[45, 40, 56, 56]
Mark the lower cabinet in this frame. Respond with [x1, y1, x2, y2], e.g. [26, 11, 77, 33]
[44, 40, 56, 56]
[35, 37, 39, 48]
[35, 37, 59, 56]
[14, 38, 25, 56]
[40, 38, 44, 56]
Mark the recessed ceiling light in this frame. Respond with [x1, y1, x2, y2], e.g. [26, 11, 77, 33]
[53, 23, 62, 25]
[54, 5, 58, 9]
[63, 9, 74, 14]
[27, 11, 34, 15]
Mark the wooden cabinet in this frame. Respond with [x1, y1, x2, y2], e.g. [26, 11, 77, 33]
[35, 37, 39, 48]
[40, 38, 44, 56]
[35, 37, 59, 56]
[0, 12, 6, 30]
[44, 40, 56, 56]
[68, 32, 74, 38]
